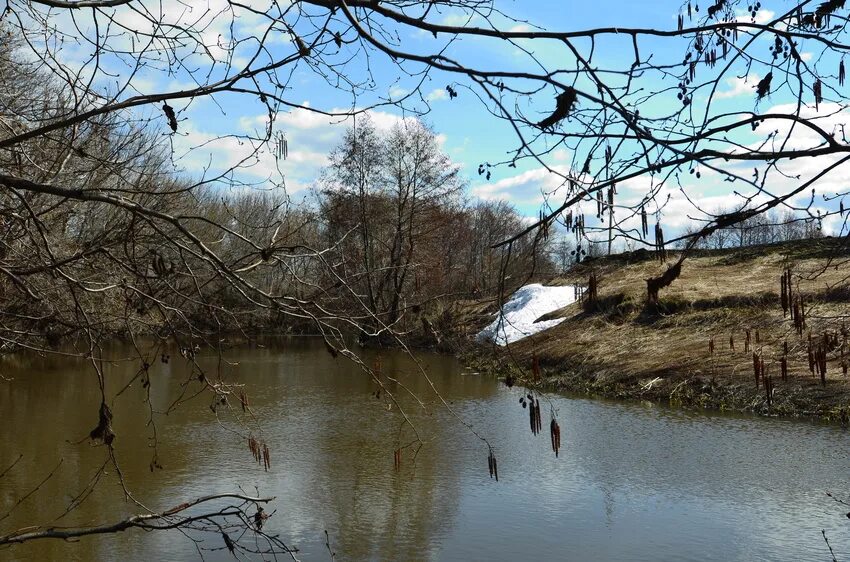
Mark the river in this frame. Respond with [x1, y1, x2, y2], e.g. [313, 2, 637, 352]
[1, 338, 849, 561]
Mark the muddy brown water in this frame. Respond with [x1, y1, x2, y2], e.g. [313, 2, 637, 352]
[1, 337, 849, 561]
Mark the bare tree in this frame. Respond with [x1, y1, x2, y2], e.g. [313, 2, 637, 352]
[3, 0, 850, 553]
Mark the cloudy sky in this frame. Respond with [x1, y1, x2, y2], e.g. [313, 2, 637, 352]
[48, 0, 850, 241]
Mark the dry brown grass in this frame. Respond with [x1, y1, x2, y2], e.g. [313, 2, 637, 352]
[478, 238, 850, 417]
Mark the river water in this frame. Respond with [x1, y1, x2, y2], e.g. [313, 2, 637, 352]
[1, 338, 849, 561]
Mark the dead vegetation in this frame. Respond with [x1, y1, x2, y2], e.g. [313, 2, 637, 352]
[468, 238, 850, 421]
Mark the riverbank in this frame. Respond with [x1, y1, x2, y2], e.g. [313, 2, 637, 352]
[441, 237, 850, 423]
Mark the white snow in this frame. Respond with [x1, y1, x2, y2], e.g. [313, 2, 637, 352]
[477, 283, 577, 346]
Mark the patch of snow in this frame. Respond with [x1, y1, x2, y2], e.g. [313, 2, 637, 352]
[477, 283, 577, 346]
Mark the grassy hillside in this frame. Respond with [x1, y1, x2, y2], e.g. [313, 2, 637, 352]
[464, 237, 850, 421]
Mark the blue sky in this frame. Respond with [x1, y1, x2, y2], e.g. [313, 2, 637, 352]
[47, 0, 849, 242]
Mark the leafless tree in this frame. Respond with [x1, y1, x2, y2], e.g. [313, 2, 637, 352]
[2, 0, 850, 554]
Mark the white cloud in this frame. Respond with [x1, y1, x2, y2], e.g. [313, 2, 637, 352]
[716, 74, 760, 99]
[440, 11, 480, 27]
[174, 106, 458, 194]
[734, 8, 775, 25]
[471, 166, 570, 202]
[754, 9, 775, 25]
[389, 86, 409, 100]
[426, 88, 448, 102]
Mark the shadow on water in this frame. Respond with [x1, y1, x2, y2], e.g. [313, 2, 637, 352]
[1, 337, 849, 561]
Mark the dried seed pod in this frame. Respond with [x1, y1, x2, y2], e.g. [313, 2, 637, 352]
[756, 72, 772, 99]
[294, 34, 311, 57]
[162, 103, 178, 132]
[536, 87, 578, 130]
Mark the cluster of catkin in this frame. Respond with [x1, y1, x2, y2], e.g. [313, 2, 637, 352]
[248, 435, 271, 471]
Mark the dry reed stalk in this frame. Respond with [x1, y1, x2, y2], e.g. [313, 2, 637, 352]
[752, 352, 761, 388]
[816, 342, 828, 386]
[585, 273, 599, 309]
[780, 270, 789, 316]
[764, 373, 774, 408]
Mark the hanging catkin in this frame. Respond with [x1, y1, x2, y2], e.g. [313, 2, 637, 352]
[487, 448, 499, 481]
[655, 223, 666, 263]
[814, 79, 823, 110]
[534, 398, 543, 435]
[550, 418, 562, 457]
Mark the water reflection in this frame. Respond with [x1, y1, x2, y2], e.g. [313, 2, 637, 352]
[1, 338, 849, 561]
